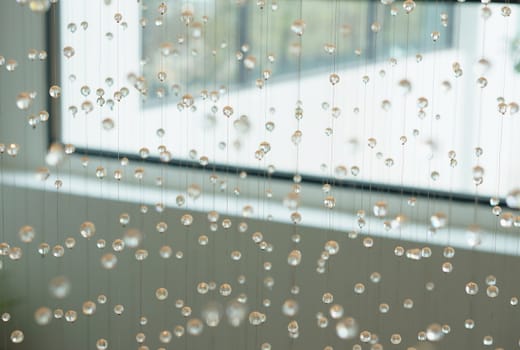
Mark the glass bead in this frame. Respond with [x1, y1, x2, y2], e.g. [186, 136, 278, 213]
[336, 318, 358, 339]
[113, 304, 124, 315]
[465, 319, 475, 329]
[465, 281, 479, 295]
[10, 330, 24, 344]
[34, 307, 52, 325]
[49, 276, 71, 299]
[486, 285, 499, 298]
[187, 318, 204, 335]
[403, 0, 416, 13]
[101, 253, 117, 269]
[6, 59, 18, 71]
[18, 225, 35, 243]
[501, 6, 511, 17]
[287, 250, 302, 266]
[82, 301, 96, 316]
[426, 324, 444, 341]
[354, 283, 365, 294]
[63, 46, 75, 58]
[80, 221, 96, 239]
[291, 19, 305, 36]
[96, 339, 108, 350]
[64, 310, 77, 323]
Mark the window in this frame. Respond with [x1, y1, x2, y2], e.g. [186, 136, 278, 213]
[58, 1, 520, 199]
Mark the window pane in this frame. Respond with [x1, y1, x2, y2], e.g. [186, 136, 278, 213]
[60, 1, 520, 198]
